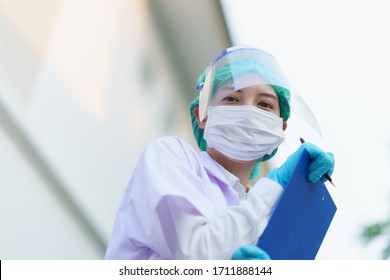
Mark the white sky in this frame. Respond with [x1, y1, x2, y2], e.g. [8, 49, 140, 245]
[221, 0, 390, 259]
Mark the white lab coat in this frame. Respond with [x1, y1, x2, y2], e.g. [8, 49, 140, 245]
[105, 136, 283, 259]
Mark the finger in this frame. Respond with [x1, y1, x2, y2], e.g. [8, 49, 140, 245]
[308, 164, 333, 182]
[308, 152, 334, 172]
[308, 152, 328, 172]
[308, 164, 334, 183]
[309, 156, 334, 182]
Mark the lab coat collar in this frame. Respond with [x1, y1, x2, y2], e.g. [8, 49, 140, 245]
[198, 151, 240, 188]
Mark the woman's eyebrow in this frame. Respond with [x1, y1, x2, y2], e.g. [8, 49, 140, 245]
[235, 90, 278, 100]
[256, 92, 278, 100]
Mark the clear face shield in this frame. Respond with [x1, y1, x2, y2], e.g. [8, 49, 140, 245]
[197, 46, 323, 137]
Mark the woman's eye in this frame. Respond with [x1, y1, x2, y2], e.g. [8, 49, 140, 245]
[222, 96, 239, 103]
[258, 101, 274, 109]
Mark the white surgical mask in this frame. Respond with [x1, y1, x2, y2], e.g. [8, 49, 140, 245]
[204, 105, 285, 161]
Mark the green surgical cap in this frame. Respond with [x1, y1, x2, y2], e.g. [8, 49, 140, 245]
[190, 63, 291, 180]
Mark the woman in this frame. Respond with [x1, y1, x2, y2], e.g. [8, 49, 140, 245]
[104, 46, 334, 260]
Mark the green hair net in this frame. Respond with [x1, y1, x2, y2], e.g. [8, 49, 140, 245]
[190, 62, 291, 180]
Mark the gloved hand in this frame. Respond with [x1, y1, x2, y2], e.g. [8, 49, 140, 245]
[266, 143, 334, 189]
[231, 245, 271, 260]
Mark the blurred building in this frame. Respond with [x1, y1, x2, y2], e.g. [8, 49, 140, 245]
[0, 0, 231, 259]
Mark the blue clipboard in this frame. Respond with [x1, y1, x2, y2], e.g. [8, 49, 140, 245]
[257, 148, 337, 260]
